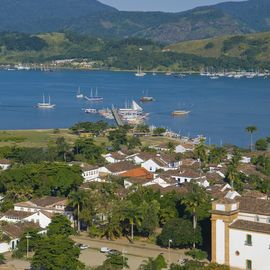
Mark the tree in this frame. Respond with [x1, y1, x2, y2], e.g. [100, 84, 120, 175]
[255, 138, 268, 151]
[153, 127, 166, 136]
[47, 215, 75, 237]
[55, 137, 70, 162]
[157, 218, 202, 248]
[103, 253, 129, 269]
[139, 255, 167, 270]
[167, 142, 176, 154]
[245, 126, 257, 151]
[226, 148, 242, 189]
[127, 136, 141, 150]
[119, 200, 141, 240]
[31, 236, 84, 270]
[13, 229, 42, 258]
[194, 139, 208, 168]
[108, 128, 128, 150]
[69, 190, 88, 232]
[101, 215, 122, 240]
[74, 138, 104, 164]
[140, 200, 160, 237]
[181, 183, 210, 248]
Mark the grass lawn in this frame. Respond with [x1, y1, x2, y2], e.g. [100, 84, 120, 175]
[0, 129, 78, 148]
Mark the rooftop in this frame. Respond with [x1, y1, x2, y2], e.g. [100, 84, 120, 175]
[238, 197, 270, 216]
[230, 219, 270, 234]
[105, 161, 138, 173]
[121, 167, 153, 179]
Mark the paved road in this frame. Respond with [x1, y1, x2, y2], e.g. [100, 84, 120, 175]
[73, 235, 189, 270]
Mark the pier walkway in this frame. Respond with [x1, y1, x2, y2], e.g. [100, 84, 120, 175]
[111, 109, 124, 126]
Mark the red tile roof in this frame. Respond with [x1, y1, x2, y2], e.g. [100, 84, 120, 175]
[121, 167, 153, 179]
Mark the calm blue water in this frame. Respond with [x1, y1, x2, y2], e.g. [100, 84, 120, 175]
[0, 70, 269, 147]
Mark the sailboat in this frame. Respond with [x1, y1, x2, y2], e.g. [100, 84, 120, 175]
[84, 88, 103, 102]
[76, 87, 84, 99]
[37, 94, 55, 109]
[140, 90, 154, 102]
[135, 66, 146, 77]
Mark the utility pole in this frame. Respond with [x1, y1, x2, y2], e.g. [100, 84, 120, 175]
[168, 239, 172, 266]
[26, 233, 31, 259]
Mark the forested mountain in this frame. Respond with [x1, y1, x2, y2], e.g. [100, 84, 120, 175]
[0, 0, 269, 43]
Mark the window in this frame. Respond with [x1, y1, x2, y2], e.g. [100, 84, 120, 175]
[255, 215, 260, 222]
[246, 260, 252, 270]
[268, 217, 270, 224]
[245, 234, 252, 246]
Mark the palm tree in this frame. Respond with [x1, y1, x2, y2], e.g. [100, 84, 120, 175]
[182, 183, 209, 248]
[101, 216, 122, 240]
[69, 190, 88, 232]
[119, 201, 141, 240]
[245, 126, 257, 151]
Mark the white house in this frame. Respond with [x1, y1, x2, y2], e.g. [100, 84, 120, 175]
[102, 151, 127, 164]
[99, 161, 138, 175]
[81, 164, 100, 182]
[0, 222, 45, 253]
[0, 159, 11, 170]
[211, 196, 270, 270]
[142, 154, 181, 173]
[0, 209, 52, 229]
[175, 142, 194, 154]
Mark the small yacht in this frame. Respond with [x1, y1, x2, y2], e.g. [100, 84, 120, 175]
[172, 110, 190, 116]
[37, 94, 55, 109]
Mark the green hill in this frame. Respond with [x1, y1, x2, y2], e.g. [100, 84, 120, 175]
[0, 0, 269, 44]
[166, 32, 270, 62]
[0, 32, 269, 71]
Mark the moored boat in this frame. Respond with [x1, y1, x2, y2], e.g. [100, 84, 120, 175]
[37, 94, 55, 109]
[84, 88, 103, 102]
[172, 110, 190, 116]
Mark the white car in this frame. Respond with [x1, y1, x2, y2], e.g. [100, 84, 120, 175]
[100, 247, 111, 253]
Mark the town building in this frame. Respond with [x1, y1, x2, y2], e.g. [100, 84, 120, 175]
[211, 196, 270, 270]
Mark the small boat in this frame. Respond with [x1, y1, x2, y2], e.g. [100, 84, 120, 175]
[84, 88, 103, 102]
[172, 110, 190, 116]
[37, 94, 55, 109]
[84, 108, 97, 114]
[210, 76, 219, 80]
[140, 90, 154, 102]
[135, 66, 146, 77]
[76, 87, 84, 99]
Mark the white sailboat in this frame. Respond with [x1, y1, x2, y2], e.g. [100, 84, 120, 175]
[76, 87, 84, 98]
[37, 94, 55, 109]
[135, 66, 146, 77]
[84, 88, 103, 101]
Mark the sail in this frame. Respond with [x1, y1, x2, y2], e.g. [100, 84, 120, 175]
[132, 100, 143, 111]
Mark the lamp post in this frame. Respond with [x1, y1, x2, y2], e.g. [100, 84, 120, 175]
[25, 233, 31, 259]
[122, 248, 127, 270]
[168, 239, 172, 266]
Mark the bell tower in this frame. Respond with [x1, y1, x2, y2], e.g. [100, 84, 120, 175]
[211, 198, 239, 265]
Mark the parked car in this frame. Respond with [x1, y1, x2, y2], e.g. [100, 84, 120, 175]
[100, 247, 111, 253]
[108, 249, 121, 255]
[79, 244, 89, 250]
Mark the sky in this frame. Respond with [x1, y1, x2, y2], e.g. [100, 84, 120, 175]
[99, 0, 243, 12]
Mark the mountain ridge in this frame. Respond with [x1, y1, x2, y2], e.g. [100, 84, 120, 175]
[0, 0, 269, 43]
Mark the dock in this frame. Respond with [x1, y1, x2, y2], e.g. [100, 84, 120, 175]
[111, 108, 124, 126]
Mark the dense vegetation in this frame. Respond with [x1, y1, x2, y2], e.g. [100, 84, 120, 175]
[1, 32, 270, 71]
[0, 0, 269, 44]
[167, 31, 270, 64]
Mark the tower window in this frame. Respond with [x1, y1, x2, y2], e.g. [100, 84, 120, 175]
[245, 234, 252, 246]
[246, 259, 252, 270]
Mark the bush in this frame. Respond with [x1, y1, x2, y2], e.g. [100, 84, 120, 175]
[255, 138, 268, 151]
[185, 249, 208, 260]
[204, 42, 214, 49]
